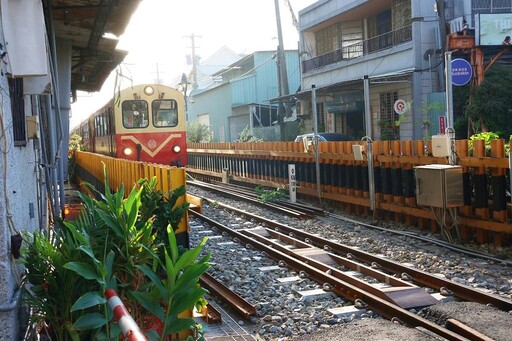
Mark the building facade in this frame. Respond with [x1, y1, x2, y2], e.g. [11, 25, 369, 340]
[187, 50, 301, 142]
[0, 1, 137, 338]
[295, 0, 500, 141]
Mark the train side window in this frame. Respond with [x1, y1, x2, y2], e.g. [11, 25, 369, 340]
[152, 99, 178, 127]
[122, 100, 149, 128]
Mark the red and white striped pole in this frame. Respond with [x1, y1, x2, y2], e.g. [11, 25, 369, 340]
[105, 289, 147, 341]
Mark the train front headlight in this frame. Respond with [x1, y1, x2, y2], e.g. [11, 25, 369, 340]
[123, 147, 133, 156]
[144, 86, 154, 96]
[172, 145, 181, 153]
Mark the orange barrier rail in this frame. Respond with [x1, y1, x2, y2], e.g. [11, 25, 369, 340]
[72, 151, 189, 240]
[187, 139, 512, 247]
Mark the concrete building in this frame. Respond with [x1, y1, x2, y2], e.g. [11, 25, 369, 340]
[187, 50, 301, 142]
[0, 1, 138, 338]
[294, 0, 507, 141]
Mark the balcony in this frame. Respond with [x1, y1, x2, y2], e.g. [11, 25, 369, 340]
[302, 25, 412, 73]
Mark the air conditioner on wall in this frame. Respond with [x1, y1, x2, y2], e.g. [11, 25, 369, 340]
[296, 100, 309, 116]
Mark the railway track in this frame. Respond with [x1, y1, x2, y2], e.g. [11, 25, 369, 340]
[189, 193, 512, 340]
[187, 179, 321, 218]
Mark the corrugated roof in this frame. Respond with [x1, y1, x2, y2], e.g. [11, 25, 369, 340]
[48, 0, 141, 92]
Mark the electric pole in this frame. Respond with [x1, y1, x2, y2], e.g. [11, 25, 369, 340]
[184, 33, 201, 89]
[274, 0, 291, 140]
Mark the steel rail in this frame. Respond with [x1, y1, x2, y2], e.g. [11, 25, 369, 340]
[187, 180, 309, 217]
[190, 210, 470, 341]
[199, 272, 256, 319]
[206, 200, 512, 312]
[243, 227, 439, 309]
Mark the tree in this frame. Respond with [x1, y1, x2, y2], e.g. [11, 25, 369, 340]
[236, 125, 263, 142]
[186, 122, 213, 143]
[463, 63, 512, 138]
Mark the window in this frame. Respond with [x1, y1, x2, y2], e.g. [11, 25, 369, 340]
[122, 100, 149, 128]
[8, 77, 26, 146]
[152, 99, 178, 127]
[379, 92, 399, 140]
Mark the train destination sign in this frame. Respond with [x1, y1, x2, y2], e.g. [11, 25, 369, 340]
[451, 58, 472, 86]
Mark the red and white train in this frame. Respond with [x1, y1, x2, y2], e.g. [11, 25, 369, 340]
[71, 84, 187, 166]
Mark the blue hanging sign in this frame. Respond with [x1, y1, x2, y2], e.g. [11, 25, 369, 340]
[451, 58, 473, 86]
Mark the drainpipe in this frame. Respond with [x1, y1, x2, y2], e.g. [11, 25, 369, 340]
[46, 0, 65, 218]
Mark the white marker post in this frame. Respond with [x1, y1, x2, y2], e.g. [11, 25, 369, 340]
[288, 164, 296, 203]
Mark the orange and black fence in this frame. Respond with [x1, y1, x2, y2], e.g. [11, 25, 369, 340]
[187, 139, 511, 247]
[72, 151, 189, 248]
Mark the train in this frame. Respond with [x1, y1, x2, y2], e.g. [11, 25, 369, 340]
[71, 84, 187, 166]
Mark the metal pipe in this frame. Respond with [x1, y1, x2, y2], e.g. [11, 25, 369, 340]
[444, 51, 454, 130]
[311, 85, 321, 206]
[363, 76, 375, 214]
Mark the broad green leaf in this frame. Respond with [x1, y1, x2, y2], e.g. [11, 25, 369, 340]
[163, 316, 196, 335]
[129, 290, 165, 321]
[145, 329, 160, 341]
[77, 245, 100, 264]
[61, 221, 87, 245]
[96, 210, 124, 237]
[135, 265, 166, 299]
[175, 238, 208, 272]
[71, 292, 106, 311]
[174, 263, 210, 292]
[163, 248, 176, 286]
[171, 287, 207, 315]
[167, 225, 178, 262]
[64, 262, 101, 281]
[73, 312, 107, 330]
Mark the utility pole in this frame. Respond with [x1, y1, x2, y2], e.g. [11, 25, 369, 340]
[436, 0, 447, 91]
[184, 33, 200, 89]
[274, 0, 291, 140]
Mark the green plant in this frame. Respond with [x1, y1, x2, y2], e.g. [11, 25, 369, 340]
[68, 134, 83, 158]
[20, 166, 209, 340]
[255, 185, 285, 203]
[236, 125, 263, 142]
[468, 131, 501, 156]
[186, 122, 213, 143]
[134, 225, 210, 340]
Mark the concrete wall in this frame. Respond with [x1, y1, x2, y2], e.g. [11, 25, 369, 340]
[0, 24, 42, 340]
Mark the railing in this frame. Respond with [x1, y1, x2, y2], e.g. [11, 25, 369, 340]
[187, 139, 511, 247]
[302, 25, 413, 73]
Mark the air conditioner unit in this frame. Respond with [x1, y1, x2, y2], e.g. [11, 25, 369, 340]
[296, 100, 309, 116]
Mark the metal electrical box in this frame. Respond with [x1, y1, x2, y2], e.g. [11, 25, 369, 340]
[414, 165, 463, 208]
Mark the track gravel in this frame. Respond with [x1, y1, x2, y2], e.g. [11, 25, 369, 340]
[187, 184, 512, 340]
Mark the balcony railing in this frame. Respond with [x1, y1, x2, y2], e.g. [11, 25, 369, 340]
[302, 25, 413, 73]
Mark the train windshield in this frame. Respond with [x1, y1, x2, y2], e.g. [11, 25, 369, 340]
[152, 99, 178, 127]
[122, 100, 149, 128]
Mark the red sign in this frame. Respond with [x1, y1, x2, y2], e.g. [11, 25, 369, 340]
[439, 116, 446, 134]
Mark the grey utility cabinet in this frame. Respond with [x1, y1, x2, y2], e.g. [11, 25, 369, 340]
[414, 165, 464, 208]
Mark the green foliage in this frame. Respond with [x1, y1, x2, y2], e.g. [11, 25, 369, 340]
[68, 134, 83, 158]
[20, 166, 209, 340]
[187, 122, 213, 143]
[255, 185, 284, 203]
[236, 125, 263, 142]
[464, 63, 512, 138]
[468, 131, 509, 156]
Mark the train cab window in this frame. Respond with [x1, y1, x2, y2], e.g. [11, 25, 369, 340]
[152, 99, 178, 127]
[122, 100, 149, 128]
